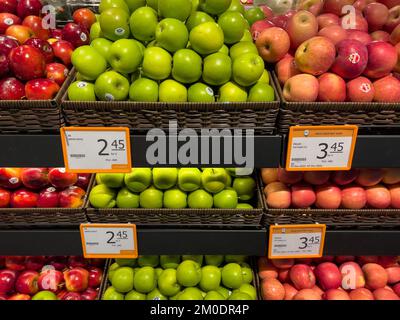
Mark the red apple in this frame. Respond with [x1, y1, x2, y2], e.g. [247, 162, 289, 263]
[25, 78, 60, 100]
[59, 186, 85, 208]
[364, 41, 397, 78]
[362, 263, 388, 289]
[357, 256, 379, 265]
[264, 182, 292, 209]
[293, 288, 322, 300]
[5, 256, 25, 271]
[0, 0, 17, 14]
[386, 266, 400, 284]
[73, 8, 96, 30]
[323, 0, 356, 16]
[67, 256, 88, 269]
[0, 35, 18, 77]
[38, 268, 64, 293]
[318, 25, 347, 45]
[25, 256, 45, 271]
[364, 2, 390, 31]
[255, 27, 290, 63]
[291, 183, 316, 208]
[346, 76, 374, 102]
[20, 167, 49, 190]
[340, 261, 366, 289]
[318, 72, 346, 102]
[283, 283, 298, 300]
[51, 40, 73, 66]
[45, 62, 68, 85]
[374, 288, 400, 300]
[384, 5, 400, 33]
[283, 74, 319, 102]
[373, 75, 400, 102]
[5, 24, 34, 44]
[0, 188, 10, 208]
[380, 0, 400, 9]
[59, 291, 82, 300]
[290, 264, 316, 290]
[347, 29, 373, 45]
[304, 171, 330, 185]
[261, 278, 285, 300]
[296, 0, 324, 15]
[275, 54, 300, 85]
[251, 19, 274, 41]
[371, 30, 391, 42]
[383, 168, 400, 184]
[22, 15, 50, 40]
[48, 168, 78, 188]
[356, 168, 384, 186]
[76, 173, 90, 190]
[0, 269, 17, 294]
[278, 268, 290, 282]
[0, 12, 20, 34]
[50, 28, 62, 40]
[10, 189, 38, 208]
[15, 270, 39, 295]
[88, 267, 103, 288]
[393, 43, 400, 73]
[286, 10, 318, 49]
[314, 262, 342, 290]
[366, 184, 391, 209]
[0, 168, 22, 189]
[62, 22, 89, 48]
[24, 37, 54, 63]
[270, 14, 290, 29]
[389, 184, 400, 208]
[271, 259, 295, 269]
[17, 0, 43, 19]
[9, 45, 45, 81]
[258, 257, 278, 280]
[393, 282, 400, 296]
[315, 183, 342, 209]
[324, 289, 351, 300]
[47, 256, 67, 271]
[317, 13, 340, 29]
[353, 0, 375, 11]
[8, 293, 30, 300]
[0, 77, 25, 100]
[81, 287, 98, 300]
[378, 256, 398, 267]
[341, 185, 367, 209]
[277, 168, 303, 184]
[37, 187, 59, 208]
[260, 5, 274, 19]
[64, 267, 89, 292]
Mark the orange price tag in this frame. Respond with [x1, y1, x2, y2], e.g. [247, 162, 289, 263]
[80, 224, 138, 259]
[268, 224, 326, 259]
[286, 125, 358, 171]
[60, 127, 132, 173]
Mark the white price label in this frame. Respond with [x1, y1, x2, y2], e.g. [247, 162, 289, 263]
[80, 224, 138, 259]
[286, 126, 358, 171]
[61, 127, 131, 173]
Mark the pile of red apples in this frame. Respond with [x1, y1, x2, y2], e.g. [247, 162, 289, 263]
[253, 0, 400, 102]
[0, 0, 95, 100]
[0, 256, 103, 300]
[259, 256, 400, 300]
[0, 168, 90, 208]
[261, 168, 400, 209]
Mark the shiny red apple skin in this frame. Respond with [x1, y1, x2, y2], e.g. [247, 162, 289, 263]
[51, 40, 73, 66]
[59, 186, 85, 208]
[20, 167, 49, 190]
[364, 41, 398, 78]
[0, 269, 17, 294]
[50, 28, 62, 40]
[22, 15, 50, 40]
[0, 77, 25, 100]
[60, 291, 82, 300]
[0, 12, 20, 34]
[17, 0, 43, 19]
[24, 37, 54, 63]
[5, 25, 33, 44]
[9, 45, 46, 81]
[0, 0, 18, 14]
[47, 256, 67, 271]
[37, 268, 64, 293]
[25, 78, 60, 100]
[37, 187, 59, 208]
[48, 168, 78, 188]
[25, 256, 46, 271]
[10, 189, 39, 208]
[0, 35, 18, 77]
[62, 23, 89, 49]
[68, 256, 88, 269]
[88, 267, 103, 288]
[73, 8, 96, 31]
[5, 256, 25, 271]
[15, 270, 39, 295]
[81, 287, 98, 300]
[0, 168, 22, 189]
[45, 62, 68, 85]
[0, 188, 11, 208]
[64, 267, 89, 292]
[75, 173, 90, 190]
[8, 293, 30, 300]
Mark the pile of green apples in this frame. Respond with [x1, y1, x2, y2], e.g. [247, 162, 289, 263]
[67, 0, 275, 103]
[103, 255, 258, 300]
[89, 168, 257, 209]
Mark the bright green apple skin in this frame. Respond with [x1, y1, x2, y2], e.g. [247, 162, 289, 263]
[71, 45, 107, 81]
[218, 44, 229, 55]
[228, 292, 252, 300]
[172, 49, 202, 84]
[163, 188, 187, 208]
[177, 287, 203, 300]
[125, 289, 146, 300]
[201, 168, 228, 194]
[158, 269, 181, 296]
[108, 262, 120, 281]
[189, 22, 224, 55]
[188, 189, 213, 208]
[138, 255, 159, 267]
[239, 262, 253, 284]
[225, 255, 247, 263]
[248, 83, 275, 102]
[204, 291, 225, 300]
[176, 260, 201, 287]
[218, 11, 247, 45]
[100, 8, 130, 41]
[258, 69, 270, 84]
[68, 81, 96, 101]
[178, 168, 202, 191]
[227, 0, 245, 14]
[89, 184, 117, 208]
[232, 53, 264, 87]
[111, 267, 134, 293]
[142, 47, 172, 80]
[156, 18, 189, 53]
[222, 263, 243, 289]
[160, 255, 181, 269]
[237, 203, 253, 209]
[124, 168, 152, 192]
[147, 288, 168, 300]
[99, 0, 129, 13]
[102, 287, 124, 300]
[218, 81, 247, 102]
[216, 286, 231, 299]
[225, 174, 232, 187]
[200, 266, 221, 292]
[159, 79, 187, 102]
[90, 22, 103, 40]
[229, 41, 258, 61]
[159, 0, 192, 21]
[202, 52, 232, 86]
[108, 39, 143, 74]
[182, 255, 203, 265]
[116, 188, 140, 208]
[32, 290, 57, 300]
[213, 189, 238, 208]
[129, 7, 158, 42]
[129, 78, 159, 102]
[186, 11, 214, 31]
[90, 38, 112, 61]
[205, 255, 224, 266]
[244, 7, 265, 26]
[115, 258, 137, 267]
[94, 71, 130, 101]
[125, 0, 146, 12]
[133, 267, 157, 294]
[240, 29, 252, 42]
[146, 0, 158, 10]
[232, 176, 255, 200]
[200, 0, 232, 15]
[188, 83, 215, 102]
[139, 187, 163, 208]
[153, 168, 178, 189]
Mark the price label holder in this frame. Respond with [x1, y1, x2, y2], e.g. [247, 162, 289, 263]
[268, 224, 326, 259]
[80, 224, 138, 259]
[60, 127, 132, 173]
[286, 125, 358, 171]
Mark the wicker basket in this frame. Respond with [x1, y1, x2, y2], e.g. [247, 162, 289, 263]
[272, 72, 400, 134]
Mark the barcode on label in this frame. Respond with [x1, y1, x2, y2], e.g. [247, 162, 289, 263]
[292, 158, 306, 161]
[274, 245, 287, 248]
[70, 154, 86, 158]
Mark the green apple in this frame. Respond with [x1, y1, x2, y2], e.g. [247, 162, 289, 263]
[205, 255, 224, 266]
[103, 287, 124, 300]
[153, 168, 178, 189]
[90, 22, 103, 40]
[116, 258, 137, 267]
[159, 79, 187, 102]
[89, 184, 117, 208]
[146, 0, 158, 10]
[129, 78, 159, 102]
[68, 81, 96, 101]
[108, 262, 120, 281]
[116, 188, 139, 208]
[156, 18, 188, 53]
[178, 168, 202, 191]
[192, 0, 199, 12]
[129, 7, 158, 42]
[170, 292, 181, 300]
[226, 173, 232, 187]
[147, 288, 168, 300]
[96, 174, 103, 185]
[94, 71, 130, 101]
[97, 173, 125, 188]
[229, 41, 258, 61]
[237, 203, 253, 209]
[190, 22, 224, 55]
[164, 188, 187, 209]
[176, 260, 201, 287]
[177, 287, 203, 300]
[218, 81, 247, 102]
[232, 53, 264, 87]
[172, 49, 202, 84]
[188, 83, 215, 102]
[244, 7, 265, 26]
[218, 44, 229, 55]
[216, 286, 231, 299]
[32, 290, 57, 300]
[139, 187, 163, 208]
[218, 11, 247, 45]
[125, 0, 146, 12]
[155, 268, 163, 278]
[222, 263, 243, 289]
[158, 269, 181, 296]
[182, 255, 203, 265]
[100, 8, 130, 41]
[186, 11, 214, 31]
[71, 45, 107, 81]
[201, 168, 228, 194]
[111, 267, 134, 293]
[75, 72, 93, 81]
[248, 83, 275, 102]
[108, 39, 143, 74]
[188, 189, 213, 208]
[232, 176, 255, 201]
[225, 255, 247, 263]
[124, 168, 152, 193]
[138, 255, 159, 267]
[142, 47, 172, 80]
[204, 291, 225, 300]
[240, 29, 252, 42]
[160, 255, 181, 269]
[202, 52, 232, 86]
[258, 69, 270, 84]
[199, 266, 221, 292]
[99, 0, 129, 13]
[133, 266, 157, 293]
[90, 38, 112, 61]
[159, 0, 192, 21]
[125, 289, 146, 300]
[227, 0, 245, 14]
[228, 292, 252, 300]
[239, 262, 253, 284]
[213, 189, 238, 209]
[200, 0, 232, 15]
